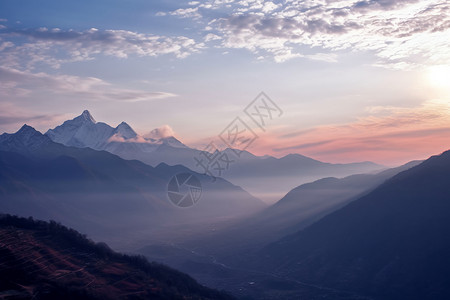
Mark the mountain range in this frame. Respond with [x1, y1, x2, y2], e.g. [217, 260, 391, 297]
[136, 150, 450, 299]
[242, 149, 450, 299]
[0, 124, 264, 247]
[2, 111, 449, 299]
[46, 110, 187, 152]
[45, 110, 385, 203]
[180, 160, 422, 257]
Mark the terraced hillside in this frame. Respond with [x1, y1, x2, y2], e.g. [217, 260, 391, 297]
[0, 214, 233, 300]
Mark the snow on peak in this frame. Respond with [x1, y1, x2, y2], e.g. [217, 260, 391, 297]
[80, 110, 96, 123]
[45, 112, 186, 151]
[143, 125, 186, 148]
[114, 122, 137, 139]
[45, 110, 112, 149]
[0, 124, 50, 150]
[17, 124, 37, 135]
[160, 136, 187, 148]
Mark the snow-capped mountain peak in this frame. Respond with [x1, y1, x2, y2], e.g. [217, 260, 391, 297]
[45, 110, 113, 149]
[159, 136, 187, 148]
[142, 125, 186, 148]
[45, 111, 187, 153]
[114, 122, 137, 139]
[17, 124, 38, 136]
[0, 124, 51, 152]
[145, 125, 174, 140]
[80, 110, 96, 123]
[15, 125, 50, 147]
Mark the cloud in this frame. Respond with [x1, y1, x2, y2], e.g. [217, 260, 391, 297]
[204, 33, 222, 42]
[179, 0, 450, 67]
[145, 125, 176, 139]
[107, 134, 148, 143]
[305, 53, 338, 63]
[0, 102, 70, 133]
[0, 27, 203, 69]
[0, 66, 177, 102]
[169, 7, 201, 19]
[251, 99, 450, 165]
[2, 2, 447, 68]
[352, 0, 420, 10]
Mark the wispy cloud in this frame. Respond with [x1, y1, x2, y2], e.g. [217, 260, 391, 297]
[0, 102, 70, 133]
[0, 27, 203, 69]
[0, 66, 177, 102]
[169, 7, 202, 19]
[252, 99, 450, 164]
[175, 0, 450, 67]
[144, 125, 176, 139]
[2, 1, 448, 68]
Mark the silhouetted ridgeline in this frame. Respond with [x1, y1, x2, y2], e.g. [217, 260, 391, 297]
[246, 150, 450, 300]
[0, 214, 234, 300]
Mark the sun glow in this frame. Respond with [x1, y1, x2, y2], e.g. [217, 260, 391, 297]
[427, 65, 450, 91]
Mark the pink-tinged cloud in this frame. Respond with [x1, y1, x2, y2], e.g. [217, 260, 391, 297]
[144, 125, 176, 139]
[0, 67, 177, 103]
[0, 102, 72, 133]
[250, 99, 450, 165]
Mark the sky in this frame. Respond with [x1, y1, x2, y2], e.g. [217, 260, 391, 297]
[0, 0, 449, 166]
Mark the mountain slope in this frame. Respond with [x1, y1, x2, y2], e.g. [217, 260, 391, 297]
[181, 160, 421, 259]
[46, 111, 384, 203]
[257, 160, 422, 239]
[248, 150, 450, 299]
[0, 125, 265, 247]
[0, 214, 233, 300]
[45, 110, 186, 152]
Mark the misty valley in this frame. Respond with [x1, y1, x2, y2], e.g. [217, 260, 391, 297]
[1, 111, 450, 299]
[1, 0, 450, 298]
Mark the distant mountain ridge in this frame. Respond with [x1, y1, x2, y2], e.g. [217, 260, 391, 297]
[45, 110, 187, 152]
[244, 149, 450, 299]
[0, 124, 265, 247]
[181, 160, 422, 258]
[45, 110, 385, 203]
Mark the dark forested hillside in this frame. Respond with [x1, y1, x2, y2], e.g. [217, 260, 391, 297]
[0, 214, 233, 300]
